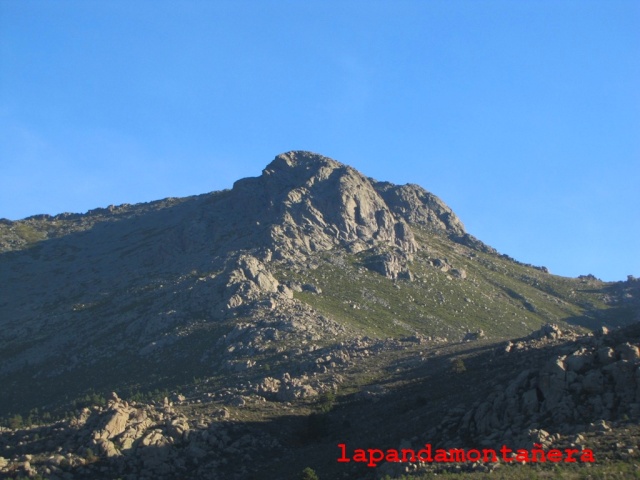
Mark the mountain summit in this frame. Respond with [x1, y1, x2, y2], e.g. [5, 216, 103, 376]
[235, 150, 418, 256]
[221, 150, 466, 259]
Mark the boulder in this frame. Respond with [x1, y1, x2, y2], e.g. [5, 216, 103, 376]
[363, 249, 412, 280]
[463, 330, 486, 342]
[565, 349, 592, 372]
[617, 343, 640, 361]
[597, 347, 616, 365]
[96, 404, 133, 441]
[93, 438, 122, 458]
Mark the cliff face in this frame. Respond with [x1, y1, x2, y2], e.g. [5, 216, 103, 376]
[229, 151, 418, 256]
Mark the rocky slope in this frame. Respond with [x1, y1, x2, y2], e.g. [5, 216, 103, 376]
[1, 151, 639, 479]
[3, 323, 640, 479]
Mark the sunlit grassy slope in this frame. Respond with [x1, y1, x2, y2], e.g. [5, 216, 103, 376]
[277, 227, 620, 340]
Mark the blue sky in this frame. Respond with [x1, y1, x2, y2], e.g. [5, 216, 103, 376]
[1, 0, 638, 281]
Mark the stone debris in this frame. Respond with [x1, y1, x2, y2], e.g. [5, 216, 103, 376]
[432, 326, 640, 450]
[0, 394, 280, 480]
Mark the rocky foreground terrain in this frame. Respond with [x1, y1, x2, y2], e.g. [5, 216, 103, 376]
[1, 151, 639, 479]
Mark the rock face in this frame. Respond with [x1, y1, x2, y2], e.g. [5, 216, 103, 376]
[363, 247, 413, 280]
[373, 181, 465, 236]
[233, 151, 420, 257]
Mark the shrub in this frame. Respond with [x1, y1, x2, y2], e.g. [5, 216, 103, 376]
[9, 414, 23, 429]
[301, 467, 319, 480]
[317, 391, 336, 413]
[451, 357, 466, 374]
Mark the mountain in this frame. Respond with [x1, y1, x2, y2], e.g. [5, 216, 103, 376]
[1, 151, 639, 479]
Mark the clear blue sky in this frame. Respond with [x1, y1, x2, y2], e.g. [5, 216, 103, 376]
[1, 1, 638, 281]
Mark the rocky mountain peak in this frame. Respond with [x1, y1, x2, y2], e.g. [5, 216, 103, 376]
[228, 151, 472, 260]
[261, 150, 341, 185]
[230, 151, 419, 258]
